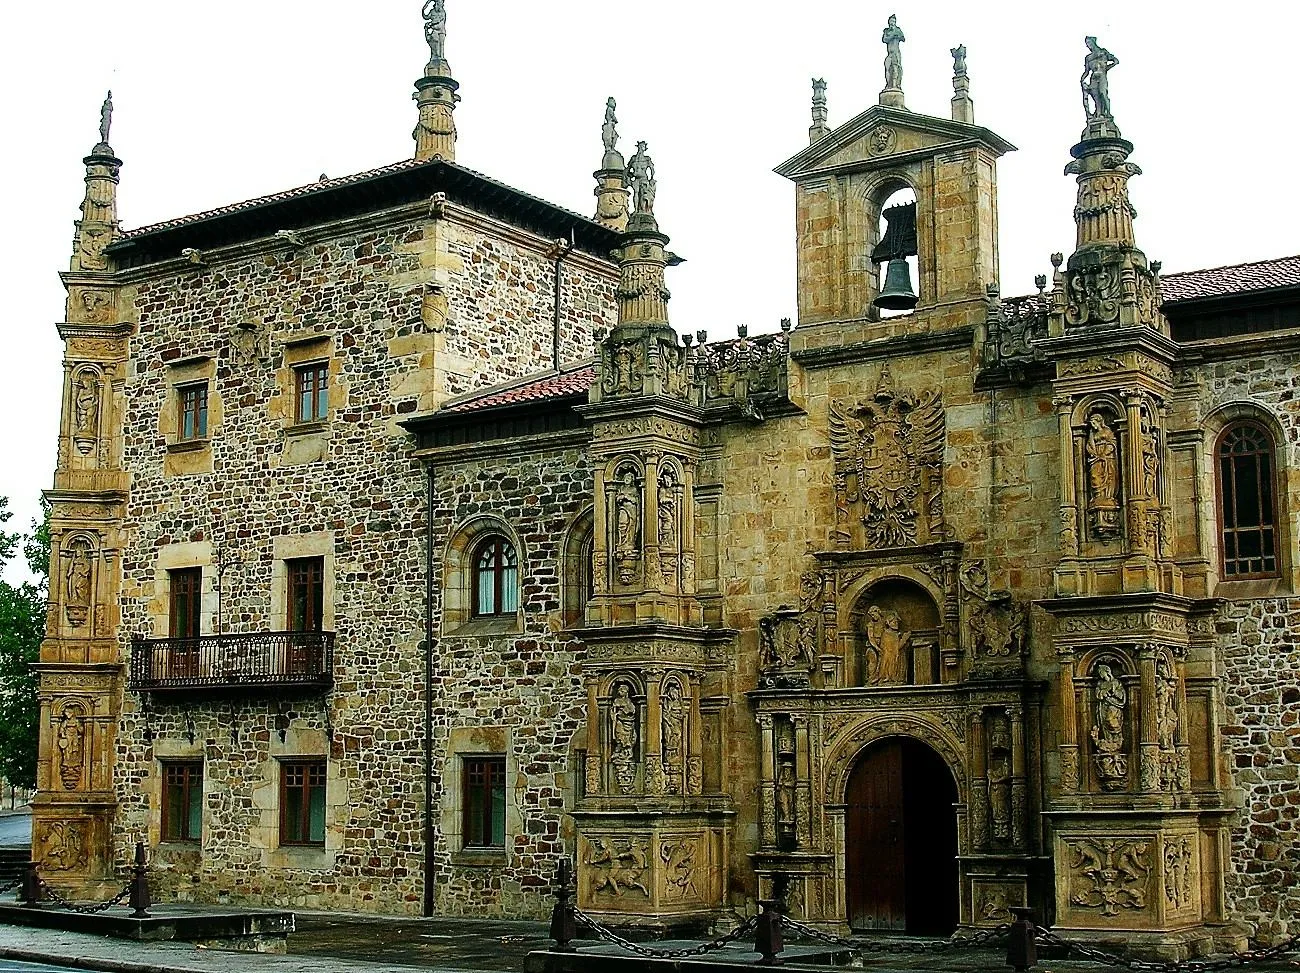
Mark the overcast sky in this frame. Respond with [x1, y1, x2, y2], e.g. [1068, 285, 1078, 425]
[3, 1, 1298, 580]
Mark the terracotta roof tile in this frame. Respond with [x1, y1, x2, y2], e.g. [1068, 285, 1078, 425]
[1161, 255, 1300, 304]
[439, 363, 596, 414]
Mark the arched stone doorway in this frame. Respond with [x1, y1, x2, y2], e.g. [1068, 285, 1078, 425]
[845, 737, 958, 934]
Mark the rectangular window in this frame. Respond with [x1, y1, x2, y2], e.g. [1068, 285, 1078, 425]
[462, 755, 506, 848]
[280, 760, 327, 846]
[295, 362, 330, 423]
[162, 761, 203, 843]
[168, 567, 202, 677]
[286, 557, 325, 674]
[178, 383, 209, 441]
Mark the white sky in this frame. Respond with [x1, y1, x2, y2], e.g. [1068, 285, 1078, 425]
[3, 1, 1298, 580]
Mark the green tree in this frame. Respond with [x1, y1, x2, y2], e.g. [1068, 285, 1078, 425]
[0, 496, 48, 791]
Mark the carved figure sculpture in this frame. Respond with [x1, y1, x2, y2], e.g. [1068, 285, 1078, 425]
[602, 97, 619, 154]
[73, 375, 99, 438]
[1139, 405, 1161, 501]
[609, 682, 639, 794]
[55, 703, 86, 790]
[422, 0, 448, 61]
[1070, 838, 1149, 916]
[626, 141, 656, 217]
[882, 15, 905, 90]
[43, 821, 87, 872]
[586, 838, 649, 898]
[98, 91, 113, 146]
[657, 483, 677, 550]
[863, 605, 911, 686]
[1164, 836, 1191, 910]
[661, 679, 686, 790]
[776, 763, 796, 831]
[614, 473, 638, 553]
[1155, 654, 1180, 790]
[661, 840, 699, 899]
[63, 541, 93, 628]
[987, 717, 1012, 842]
[1081, 36, 1119, 123]
[1090, 663, 1129, 790]
[950, 44, 967, 78]
[1085, 413, 1121, 537]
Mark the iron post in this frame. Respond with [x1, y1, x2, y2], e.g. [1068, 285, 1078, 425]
[1007, 906, 1037, 971]
[128, 841, 151, 918]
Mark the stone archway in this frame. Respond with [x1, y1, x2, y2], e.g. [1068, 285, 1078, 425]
[844, 737, 959, 935]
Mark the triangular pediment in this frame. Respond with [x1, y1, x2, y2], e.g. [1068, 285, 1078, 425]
[775, 105, 1016, 181]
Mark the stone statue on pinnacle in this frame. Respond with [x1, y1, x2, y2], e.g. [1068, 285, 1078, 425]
[98, 91, 113, 147]
[1081, 36, 1118, 125]
[627, 141, 656, 217]
[882, 15, 905, 90]
[423, 0, 448, 62]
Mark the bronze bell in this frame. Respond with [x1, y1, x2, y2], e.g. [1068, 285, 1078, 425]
[874, 258, 918, 311]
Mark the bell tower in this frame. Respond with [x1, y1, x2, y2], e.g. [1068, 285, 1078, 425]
[775, 23, 1014, 335]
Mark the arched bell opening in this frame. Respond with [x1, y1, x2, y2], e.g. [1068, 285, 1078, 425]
[873, 185, 919, 316]
[844, 737, 959, 935]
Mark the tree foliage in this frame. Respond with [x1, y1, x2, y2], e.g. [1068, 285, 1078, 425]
[0, 496, 47, 791]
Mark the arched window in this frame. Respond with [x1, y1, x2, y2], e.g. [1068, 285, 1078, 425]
[472, 536, 519, 617]
[1217, 422, 1279, 579]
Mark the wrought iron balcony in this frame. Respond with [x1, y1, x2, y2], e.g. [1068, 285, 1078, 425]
[129, 631, 334, 695]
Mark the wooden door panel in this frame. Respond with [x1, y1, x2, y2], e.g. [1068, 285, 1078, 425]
[846, 741, 906, 930]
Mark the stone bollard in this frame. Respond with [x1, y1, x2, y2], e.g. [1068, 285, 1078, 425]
[128, 842, 151, 919]
[19, 861, 41, 909]
[1006, 907, 1037, 971]
[548, 858, 576, 952]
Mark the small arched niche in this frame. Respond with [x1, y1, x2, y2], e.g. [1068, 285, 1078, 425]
[848, 578, 941, 687]
[871, 184, 919, 319]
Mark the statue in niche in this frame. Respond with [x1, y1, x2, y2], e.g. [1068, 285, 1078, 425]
[776, 762, 797, 830]
[1090, 663, 1129, 790]
[829, 371, 945, 548]
[863, 605, 911, 686]
[1155, 654, 1180, 790]
[55, 703, 86, 790]
[609, 682, 639, 794]
[612, 471, 640, 584]
[1085, 413, 1121, 537]
[626, 141, 656, 217]
[63, 542, 93, 628]
[988, 716, 1013, 842]
[1139, 405, 1161, 501]
[602, 97, 619, 154]
[73, 375, 100, 440]
[661, 679, 686, 789]
[422, 0, 447, 61]
[1081, 36, 1119, 123]
[882, 15, 905, 90]
[657, 474, 677, 550]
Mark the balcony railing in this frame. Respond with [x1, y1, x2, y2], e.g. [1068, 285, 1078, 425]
[130, 631, 334, 694]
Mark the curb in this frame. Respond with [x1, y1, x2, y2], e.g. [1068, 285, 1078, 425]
[0, 947, 201, 973]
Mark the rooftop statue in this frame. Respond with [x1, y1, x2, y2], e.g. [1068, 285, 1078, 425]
[98, 90, 113, 147]
[602, 97, 619, 154]
[1081, 36, 1118, 124]
[950, 44, 967, 78]
[882, 15, 905, 90]
[423, 0, 448, 62]
[627, 141, 656, 217]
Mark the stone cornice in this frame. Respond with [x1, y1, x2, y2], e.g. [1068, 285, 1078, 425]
[1176, 327, 1300, 365]
[1037, 326, 1180, 365]
[413, 427, 590, 464]
[790, 326, 974, 370]
[56, 321, 134, 342]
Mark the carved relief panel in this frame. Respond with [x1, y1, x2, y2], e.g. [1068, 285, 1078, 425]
[828, 366, 945, 550]
[847, 578, 941, 687]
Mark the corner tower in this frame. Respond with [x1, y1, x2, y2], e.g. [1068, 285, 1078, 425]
[775, 22, 1014, 334]
[413, 0, 459, 162]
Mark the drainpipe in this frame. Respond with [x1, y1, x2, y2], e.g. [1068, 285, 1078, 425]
[423, 463, 436, 917]
[552, 230, 575, 371]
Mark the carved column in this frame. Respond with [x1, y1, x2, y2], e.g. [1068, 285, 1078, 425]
[1123, 391, 1148, 557]
[1059, 653, 1080, 793]
[681, 461, 697, 596]
[1009, 707, 1027, 849]
[793, 715, 812, 849]
[970, 712, 989, 850]
[1137, 644, 1160, 792]
[1056, 396, 1080, 556]
[758, 715, 777, 849]
[585, 678, 603, 796]
[644, 672, 664, 794]
[687, 675, 703, 795]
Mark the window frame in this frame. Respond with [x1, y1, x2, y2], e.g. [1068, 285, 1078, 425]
[287, 557, 325, 633]
[294, 361, 330, 424]
[279, 759, 327, 847]
[1215, 420, 1282, 581]
[471, 535, 519, 619]
[461, 754, 507, 850]
[161, 760, 204, 843]
[177, 382, 209, 442]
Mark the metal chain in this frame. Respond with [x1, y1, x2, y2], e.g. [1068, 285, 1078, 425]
[35, 875, 133, 915]
[1036, 926, 1300, 972]
[782, 914, 1011, 954]
[571, 905, 759, 959]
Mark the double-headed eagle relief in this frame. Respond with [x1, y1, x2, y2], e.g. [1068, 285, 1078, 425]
[829, 366, 945, 548]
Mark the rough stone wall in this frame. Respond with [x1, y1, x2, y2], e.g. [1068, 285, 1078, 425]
[111, 209, 613, 914]
[426, 445, 593, 917]
[1216, 597, 1300, 939]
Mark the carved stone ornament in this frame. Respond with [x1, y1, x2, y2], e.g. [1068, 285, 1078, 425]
[660, 839, 700, 900]
[1090, 662, 1129, 791]
[758, 606, 816, 687]
[987, 714, 1013, 843]
[62, 538, 95, 628]
[78, 227, 111, 271]
[54, 701, 88, 790]
[611, 470, 641, 585]
[41, 821, 88, 872]
[1084, 411, 1122, 538]
[75, 289, 115, 325]
[1155, 653, 1181, 791]
[72, 372, 101, 453]
[603, 338, 647, 397]
[585, 837, 650, 898]
[868, 126, 898, 155]
[608, 681, 639, 795]
[1163, 836, 1193, 910]
[828, 367, 945, 548]
[660, 677, 687, 794]
[1069, 837, 1150, 916]
[1065, 262, 1121, 328]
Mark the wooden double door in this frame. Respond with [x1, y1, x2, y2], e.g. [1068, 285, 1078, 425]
[845, 738, 959, 934]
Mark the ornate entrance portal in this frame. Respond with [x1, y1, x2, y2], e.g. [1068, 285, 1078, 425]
[845, 738, 958, 934]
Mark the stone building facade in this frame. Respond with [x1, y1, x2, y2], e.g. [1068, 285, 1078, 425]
[33, 8, 1300, 954]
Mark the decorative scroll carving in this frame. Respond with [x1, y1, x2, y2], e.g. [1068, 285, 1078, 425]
[1090, 662, 1129, 791]
[62, 538, 95, 628]
[609, 681, 639, 795]
[41, 822, 88, 872]
[1085, 411, 1121, 538]
[1069, 838, 1150, 916]
[661, 676, 686, 795]
[1066, 262, 1121, 328]
[1155, 653, 1181, 792]
[1163, 836, 1192, 910]
[862, 605, 911, 686]
[828, 368, 945, 548]
[586, 838, 650, 898]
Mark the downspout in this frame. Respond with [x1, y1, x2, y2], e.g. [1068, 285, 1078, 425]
[423, 462, 436, 917]
[552, 229, 575, 371]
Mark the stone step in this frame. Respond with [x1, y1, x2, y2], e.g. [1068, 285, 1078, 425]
[0, 847, 27, 885]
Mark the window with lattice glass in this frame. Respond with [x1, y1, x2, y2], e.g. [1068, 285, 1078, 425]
[462, 755, 506, 848]
[294, 362, 329, 423]
[162, 761, 203, 843]
[178, 383, 208, 441]
[280, 760, 326, 846]
[472, 536, 518, 617]
[1217, 422, 1280, 579]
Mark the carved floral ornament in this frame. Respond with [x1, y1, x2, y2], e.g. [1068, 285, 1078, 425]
[1068, 837, 1151, 916]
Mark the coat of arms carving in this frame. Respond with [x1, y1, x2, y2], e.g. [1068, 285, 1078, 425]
[829, 367, 945, 548]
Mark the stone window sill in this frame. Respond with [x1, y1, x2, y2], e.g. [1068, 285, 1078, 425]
[283, 420, 329, 438]
[1214, 577, 1292, 600]
[446, 616, 522, 637]
[166, 438, 210, 453]
[451, 847, 508, 868]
